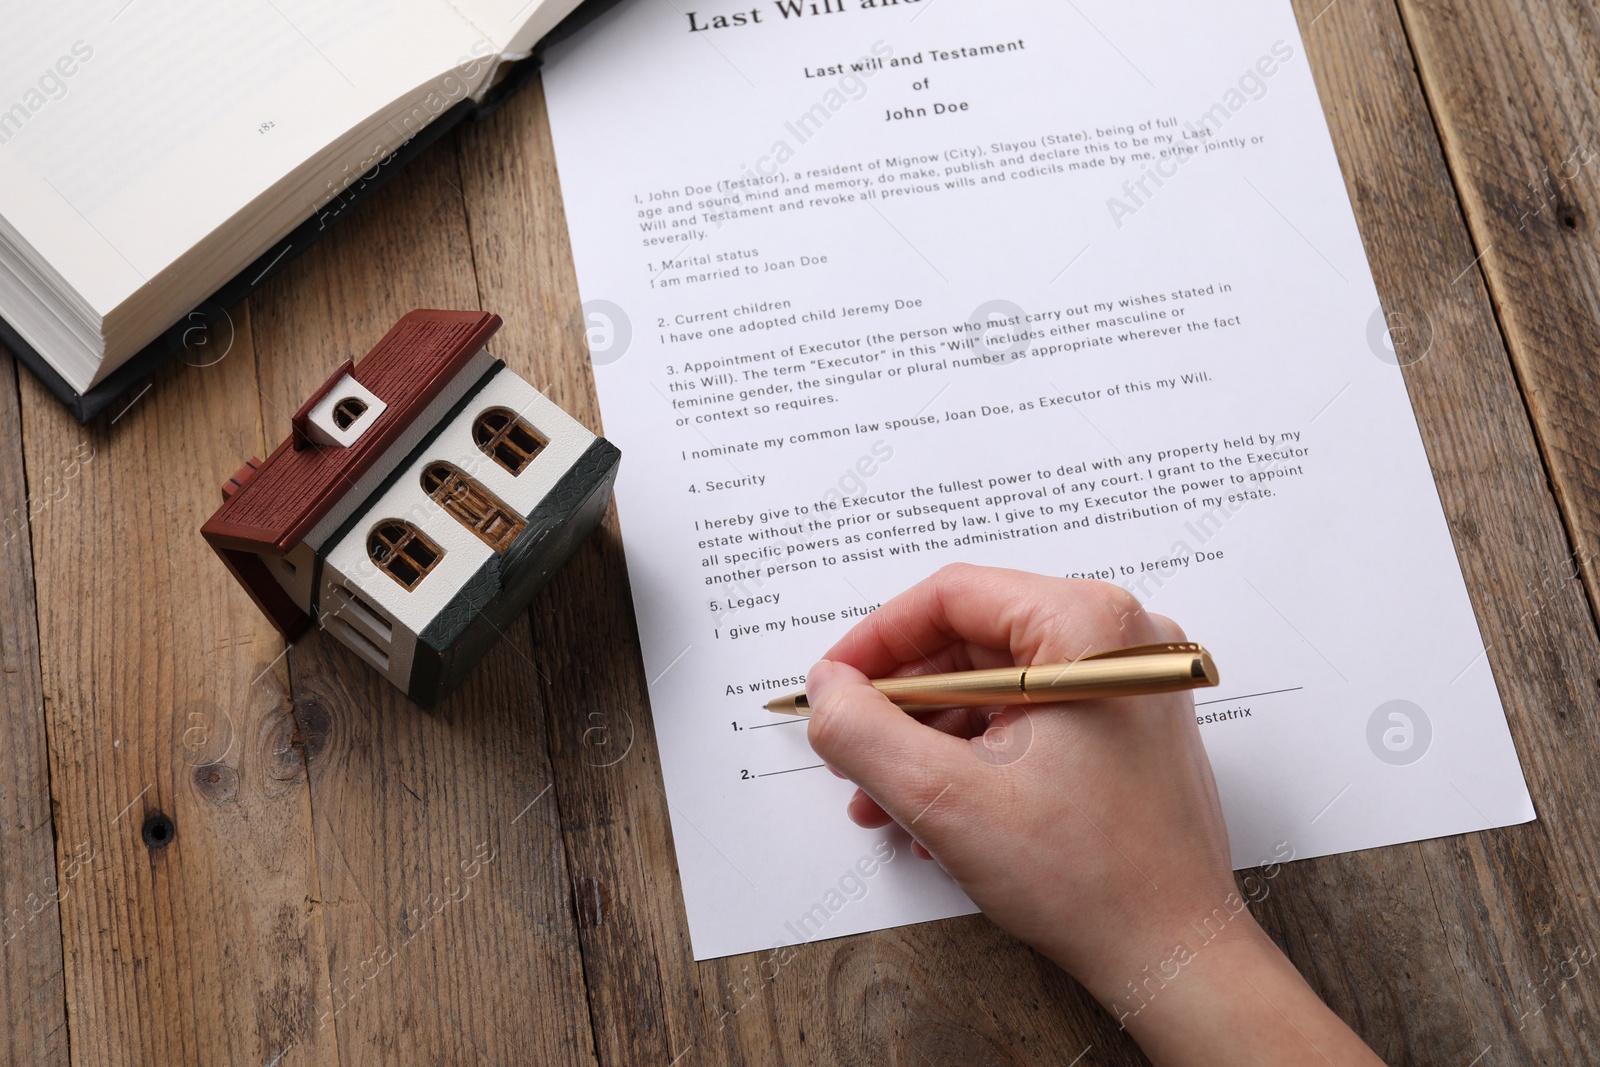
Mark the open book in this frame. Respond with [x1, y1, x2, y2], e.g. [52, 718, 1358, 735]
[0, 0, 600, 419]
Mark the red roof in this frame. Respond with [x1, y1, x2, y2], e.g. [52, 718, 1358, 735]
[201, 309, 501, 636]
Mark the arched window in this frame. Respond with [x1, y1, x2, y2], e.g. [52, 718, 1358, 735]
[367, 520, 443, 590]
[473, 408, 545, 475]
[331, 397, 367, 430]
[421, 462, 526, 552]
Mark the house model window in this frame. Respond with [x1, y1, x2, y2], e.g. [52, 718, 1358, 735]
[422, 462, 526, 552]
[300, 371, 387, 448]
[368, 520, 444, 590]
[473, 408, 545, 475]
[332, 397, 368, 429]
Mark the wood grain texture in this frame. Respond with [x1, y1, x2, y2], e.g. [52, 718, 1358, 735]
[1395, 0, 1600, 625]
[18, 311, 339, 1066]
[0, 350, 69, 1066]
[11, 0, 1600, 1061]
[1263, 1, 1600, 1062]
[247, 140, 600, 1067]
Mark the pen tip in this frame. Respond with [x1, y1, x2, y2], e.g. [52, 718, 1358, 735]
[765, 693, 810, 715]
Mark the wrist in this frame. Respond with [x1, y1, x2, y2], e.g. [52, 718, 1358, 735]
[1091, 919, 1384, 1066]
[1075, 903, 1274, 1027]
[1054, 880, 1271, 1014]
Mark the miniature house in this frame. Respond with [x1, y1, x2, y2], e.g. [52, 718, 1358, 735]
[202, 310, 620, 707]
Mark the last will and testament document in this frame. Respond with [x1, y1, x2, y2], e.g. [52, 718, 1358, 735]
[541, 0, 1535, 960]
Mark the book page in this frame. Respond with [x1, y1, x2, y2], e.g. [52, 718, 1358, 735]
[542, 0, 1535, 960]
[0, 0, 496, 388]
[444, 0, 580, 60]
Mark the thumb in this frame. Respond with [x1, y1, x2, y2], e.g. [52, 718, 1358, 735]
[805, 660, 973, 827]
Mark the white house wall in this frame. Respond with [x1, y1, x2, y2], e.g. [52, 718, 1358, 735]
[417, 368, 597, 519]
[316, 363, 598, 689]
[321, 474, 494, 640]
[315, 567, 419, 690]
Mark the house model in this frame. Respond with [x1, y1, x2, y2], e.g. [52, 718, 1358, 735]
[202, 310, 620, 707]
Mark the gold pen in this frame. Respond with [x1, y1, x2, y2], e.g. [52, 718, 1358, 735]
[764, 642, 1218, 715]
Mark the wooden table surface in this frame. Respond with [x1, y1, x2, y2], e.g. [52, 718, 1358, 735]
[5, 1, 1600, 1063]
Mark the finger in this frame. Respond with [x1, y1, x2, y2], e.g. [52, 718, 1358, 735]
[823, 563, 1165, 677]
[911, 840, 934, 861]
[846, 789, 894, 828]
[806, 659, 975, 825]
[1145, 612, 1189, 643]
[859, 608, 1188, 685]
[913, 705, 990, 740]
[879, 640, 1020, 678]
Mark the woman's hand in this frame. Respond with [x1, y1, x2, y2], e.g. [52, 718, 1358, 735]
[805, 564, 1385, 1065]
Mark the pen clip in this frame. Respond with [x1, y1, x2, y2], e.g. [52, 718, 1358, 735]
[1077, 642, 1204, 661]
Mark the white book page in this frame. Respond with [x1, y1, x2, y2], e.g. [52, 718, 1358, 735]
[0, 0, 494, 386]
[444, 0, 582, 60]
[542, 0, 1535, 960]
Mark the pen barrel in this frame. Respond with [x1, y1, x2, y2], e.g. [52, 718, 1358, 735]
[870, 667, 1026, 706]
[869, 650, 1216, 707]
[1022, 651, 1216, 703]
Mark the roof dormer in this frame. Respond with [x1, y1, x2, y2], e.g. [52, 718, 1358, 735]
[291, 360, 388, 449]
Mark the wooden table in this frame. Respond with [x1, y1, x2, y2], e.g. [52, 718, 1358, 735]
[4, 1, 1600, 1062]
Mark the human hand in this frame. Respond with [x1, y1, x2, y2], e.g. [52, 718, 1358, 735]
[805, 564, 1385, 1065]
[805, 563, 1237, 993]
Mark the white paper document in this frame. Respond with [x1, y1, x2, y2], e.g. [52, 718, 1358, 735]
[542, 0, 1535, 960]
